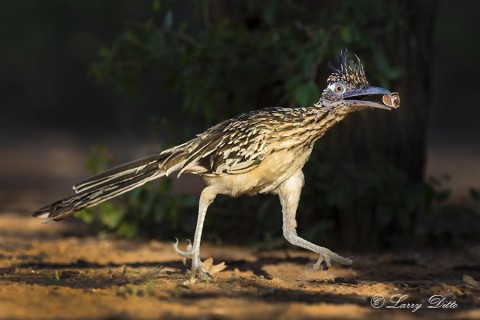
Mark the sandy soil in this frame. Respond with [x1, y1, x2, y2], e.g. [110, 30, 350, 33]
[0, 214, 479, 320]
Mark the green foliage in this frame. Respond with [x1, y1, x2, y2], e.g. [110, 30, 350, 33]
[89, 0, 404, 125]
[293, 82, 320, 107]
[422, 182, 480, 246]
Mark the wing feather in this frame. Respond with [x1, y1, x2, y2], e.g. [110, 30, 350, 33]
[174, 107, 311, 176]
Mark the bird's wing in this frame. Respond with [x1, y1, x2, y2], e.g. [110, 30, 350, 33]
[175, 107, 310, 176]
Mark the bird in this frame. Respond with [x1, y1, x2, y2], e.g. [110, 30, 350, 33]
[34, 49, 400, 279]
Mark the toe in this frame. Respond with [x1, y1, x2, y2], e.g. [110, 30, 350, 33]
[330, 253, 353, 266]
[173, 238, 194, 257]
[313, 255, 331, 271]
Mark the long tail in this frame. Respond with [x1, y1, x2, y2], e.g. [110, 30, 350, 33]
[33, 145, 189, 221]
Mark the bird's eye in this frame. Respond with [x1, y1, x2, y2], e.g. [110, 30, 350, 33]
[328, 82, 346, 94]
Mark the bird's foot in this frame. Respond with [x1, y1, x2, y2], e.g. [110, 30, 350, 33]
[313, 247, 353, 271]
[173, 239, 226, 280]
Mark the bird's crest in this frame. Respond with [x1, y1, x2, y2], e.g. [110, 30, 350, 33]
[327, 49, 368, 88]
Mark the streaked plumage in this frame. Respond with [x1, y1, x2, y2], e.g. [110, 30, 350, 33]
[34, 49, 400, 278]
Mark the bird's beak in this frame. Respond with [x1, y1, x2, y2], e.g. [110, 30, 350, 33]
[343, 86, 400, 110]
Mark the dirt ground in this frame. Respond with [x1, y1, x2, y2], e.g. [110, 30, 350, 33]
[0, 213, 479, 320]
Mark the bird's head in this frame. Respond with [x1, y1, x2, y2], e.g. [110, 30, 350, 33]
[320, 49, 400, 112]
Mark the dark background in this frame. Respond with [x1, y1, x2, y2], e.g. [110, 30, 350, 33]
[1, 1, 479, 141]
[0, 0, 479, 249]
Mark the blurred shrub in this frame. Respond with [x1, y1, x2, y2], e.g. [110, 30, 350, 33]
[88, 0, 403, 124]
[418, 184, 480, 246]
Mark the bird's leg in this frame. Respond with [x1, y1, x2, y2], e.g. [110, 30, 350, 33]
[173, 186, 217, 279]
[277, 170, 352, 270]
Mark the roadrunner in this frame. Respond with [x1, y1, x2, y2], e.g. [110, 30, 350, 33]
[34, 49, 400, 278]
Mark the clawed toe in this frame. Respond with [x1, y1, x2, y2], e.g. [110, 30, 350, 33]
[313, 258, 330, 271]
[313, 249, 352, 271]
[173, 238, 193, 258]
[313, 254, 331, 270]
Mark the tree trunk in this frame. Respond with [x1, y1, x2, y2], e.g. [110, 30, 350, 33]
[322, 0, 438, 248]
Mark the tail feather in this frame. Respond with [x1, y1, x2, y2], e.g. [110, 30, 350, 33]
[73, 153, 163, 193]
[33, 166, 163, 221]
[33, 147, 190, 221]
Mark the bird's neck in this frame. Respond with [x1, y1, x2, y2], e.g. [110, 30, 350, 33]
[312, 98, 349, 127]
[262, 101, 350, 150]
